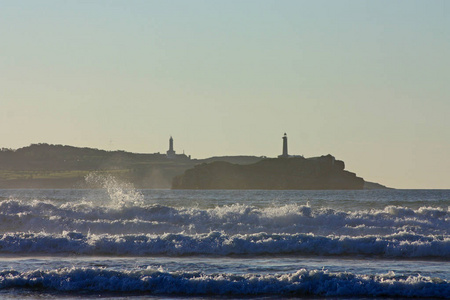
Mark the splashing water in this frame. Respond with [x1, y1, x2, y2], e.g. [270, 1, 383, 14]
[84, 173, 144, 207]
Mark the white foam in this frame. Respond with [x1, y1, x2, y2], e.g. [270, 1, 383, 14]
[0, 199, 447, 237]
[0, 187, 448, 259]
[0, 231, 448, 258]
[0, 268, 448, 297]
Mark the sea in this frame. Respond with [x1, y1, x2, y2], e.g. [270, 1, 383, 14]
[0, 175, 448, 299]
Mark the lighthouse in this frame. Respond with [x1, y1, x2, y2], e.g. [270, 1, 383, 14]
[279, 133, 289, 158]
[166, 136, 176, 158]
[277, 133, 304, 158]
[281, 132, 289, 157]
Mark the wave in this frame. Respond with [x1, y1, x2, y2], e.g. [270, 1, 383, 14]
[0, 199, 448, 236]
[0, 231, 448, 258]
[0, 267, 448, 298]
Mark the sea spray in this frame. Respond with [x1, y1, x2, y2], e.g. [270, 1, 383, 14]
[84, 172, 144, 207]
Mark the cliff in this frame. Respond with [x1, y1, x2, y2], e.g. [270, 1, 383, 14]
[0, 144, 264, 188]
[172, 155, 365, 190]
[0, 144, 384, 189]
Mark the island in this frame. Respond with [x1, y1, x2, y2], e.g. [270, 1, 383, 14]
[0, 135, 387, 189]
[172, 155, 365, 190]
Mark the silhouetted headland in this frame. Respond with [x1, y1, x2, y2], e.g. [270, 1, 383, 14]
[0, 135, 388, 189]
[0, 141, 262, 189]
[172, 133, 384, 190]
[172, 155, 365, 190]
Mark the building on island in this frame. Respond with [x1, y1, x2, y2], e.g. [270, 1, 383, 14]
[166, 136, 191, 160]
[166, 136, 176, 158]
[278, 133, 289, 158]
[278, 133, 303, 158]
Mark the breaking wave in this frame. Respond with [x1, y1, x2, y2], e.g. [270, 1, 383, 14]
[0, 198, 447, 236]
[1, 179, 449, 298]
[0, 188, 448, 259]
[0, 231, 448, 258]
[0, 268, 448, 297]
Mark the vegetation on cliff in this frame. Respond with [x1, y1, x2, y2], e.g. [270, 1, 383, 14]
[0, 144, 262, 188]
[0, 144, 384, 189]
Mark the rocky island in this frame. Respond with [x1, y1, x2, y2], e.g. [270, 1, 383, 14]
[0, 135, 386, 189]
[172, 154, 365, 190]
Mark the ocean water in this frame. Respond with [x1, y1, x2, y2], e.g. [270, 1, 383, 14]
[0, 177, 448, 299]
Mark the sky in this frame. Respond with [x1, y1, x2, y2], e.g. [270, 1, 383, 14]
[1, 0, 449, 189]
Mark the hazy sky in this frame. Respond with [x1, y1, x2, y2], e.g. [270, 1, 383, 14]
[1, 0, 449, 189]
